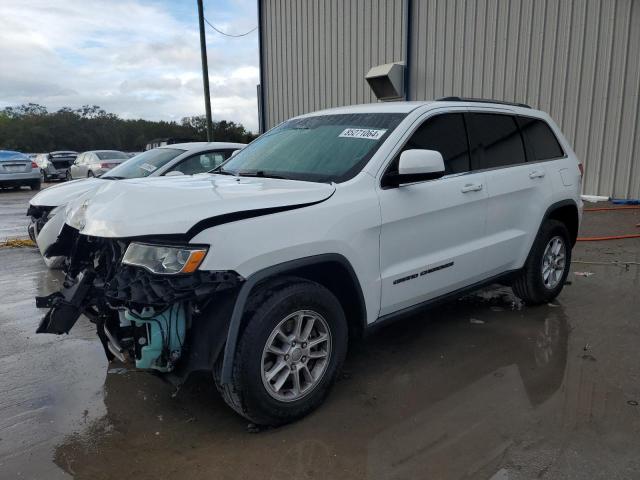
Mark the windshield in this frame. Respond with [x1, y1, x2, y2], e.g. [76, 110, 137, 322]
[219, 113, 406, 183]
[103, 148, 185, 179]
[95, 151, 129, 160]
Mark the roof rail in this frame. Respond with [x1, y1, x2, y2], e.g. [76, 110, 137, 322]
[437, 96, 531, 109]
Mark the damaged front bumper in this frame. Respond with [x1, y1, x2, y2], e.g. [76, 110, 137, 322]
[36, 225, 243, 376]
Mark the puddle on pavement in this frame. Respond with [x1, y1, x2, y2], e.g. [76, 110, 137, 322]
[2, 248, 639, 479]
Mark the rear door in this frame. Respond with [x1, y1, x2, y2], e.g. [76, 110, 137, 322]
[466, 111, 553, 275]
[378, 111, 490, 316]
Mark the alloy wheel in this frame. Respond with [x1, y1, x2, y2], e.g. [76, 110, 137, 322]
[541, 236, 566, 289]
[261, 310, 332, 402]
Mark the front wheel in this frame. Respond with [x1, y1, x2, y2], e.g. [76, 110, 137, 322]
[512, 219, 572, 305]
[87, 170, 94, 178]
[65, 170, 72, 181]
[214, 278, 348, 426]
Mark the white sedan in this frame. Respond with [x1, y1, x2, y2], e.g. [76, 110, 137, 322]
[28, 142, 245, 267]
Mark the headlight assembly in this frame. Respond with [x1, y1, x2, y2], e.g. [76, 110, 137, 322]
[122, 243, 208, 275]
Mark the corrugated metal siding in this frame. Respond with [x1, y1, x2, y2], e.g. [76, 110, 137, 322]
[260, 0, 640, 198]
[409, 0, 640, 198]
[260, 0, 405, 128]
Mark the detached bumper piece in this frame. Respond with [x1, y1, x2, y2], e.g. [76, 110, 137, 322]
[35, 271, 95, 334]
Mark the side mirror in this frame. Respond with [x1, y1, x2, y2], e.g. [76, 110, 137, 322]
[230, 149, 241, 158]
[165, 170, 185, 177]
[384, 149, 445, 187]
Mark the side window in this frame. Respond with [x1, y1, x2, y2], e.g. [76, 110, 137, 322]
[467, 113, 526, 170]
[170, 152, 225, 175]
[517, 116, 564, 161]
[395, 113, 470, 175]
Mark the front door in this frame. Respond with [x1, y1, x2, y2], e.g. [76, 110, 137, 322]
[377, 112, 490, 316]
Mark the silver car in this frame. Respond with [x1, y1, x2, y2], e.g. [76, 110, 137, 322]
[0, 150, 41, 190]
[68, 150, 130, 179]
[35, 151, 78, 181]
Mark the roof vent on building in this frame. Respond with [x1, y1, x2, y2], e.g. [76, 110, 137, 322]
[366, 62, 405, 101]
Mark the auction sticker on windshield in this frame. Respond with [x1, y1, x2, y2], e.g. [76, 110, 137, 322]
[339, 128, 387, 140]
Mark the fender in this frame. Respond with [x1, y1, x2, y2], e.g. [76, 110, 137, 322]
[219, 253, 366, 384]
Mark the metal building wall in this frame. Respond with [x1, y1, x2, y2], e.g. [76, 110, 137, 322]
[260, 0, 406, 128]
[259, 0, 640, 198]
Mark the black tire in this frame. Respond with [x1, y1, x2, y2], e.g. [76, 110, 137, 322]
[512, 219, 572, 305]
[214, 277, 348, 426]
[65, 170, 72, 181]
[40, 169, 47, 183]
[30, 181, 41, 191]
[87, 171, 94, 177]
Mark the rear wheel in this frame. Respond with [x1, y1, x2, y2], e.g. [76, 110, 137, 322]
[214, 277, 348, 426]
[512, 219, 571, 305]
[87, 171, 94, 178]
[40, 169, 47, 183]
[30, 181, 41, 191]
[65, 170, 72, 181]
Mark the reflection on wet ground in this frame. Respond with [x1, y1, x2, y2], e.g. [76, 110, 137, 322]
[1, 233, 639, 479]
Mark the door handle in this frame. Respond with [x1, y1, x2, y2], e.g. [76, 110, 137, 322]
[529, 170, 545, 179]
[461, 183, 483, 193]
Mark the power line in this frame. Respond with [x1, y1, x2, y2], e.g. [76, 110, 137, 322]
[203, 16, 257, 37]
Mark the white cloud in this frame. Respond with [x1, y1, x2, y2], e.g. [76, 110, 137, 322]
[0, 0, 260, 131]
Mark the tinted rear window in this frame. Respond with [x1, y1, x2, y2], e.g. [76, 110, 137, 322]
[95, 151, 129, 160]
[467, 113, 526, 170]
[517, 116, 564, 160]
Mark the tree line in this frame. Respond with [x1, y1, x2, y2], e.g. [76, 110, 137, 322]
[0, 104, 257, 153]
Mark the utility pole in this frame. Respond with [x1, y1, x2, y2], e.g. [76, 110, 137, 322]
[197, 0, 213, 141]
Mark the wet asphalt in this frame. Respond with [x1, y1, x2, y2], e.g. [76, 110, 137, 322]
[0, 186, 639, 479]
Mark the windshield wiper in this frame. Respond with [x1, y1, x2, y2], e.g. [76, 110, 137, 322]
[101, 175, 126, 180]
[211, 167, 236, 176]
[237, 170, 287, 179]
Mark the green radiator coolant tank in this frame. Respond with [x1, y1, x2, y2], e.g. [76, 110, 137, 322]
[124, 303, 186, 372]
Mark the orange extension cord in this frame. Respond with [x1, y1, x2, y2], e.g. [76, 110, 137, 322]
[577, 205, 640, 242]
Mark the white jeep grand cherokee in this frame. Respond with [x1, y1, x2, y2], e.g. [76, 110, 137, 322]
[36, 98, 582, 426]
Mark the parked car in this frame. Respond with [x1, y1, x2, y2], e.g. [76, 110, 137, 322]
[35, 99, 582, 426]
[0, 150, 41, 190]
[35, 151, 78, 182]
[68, 150, 130, 179]
[27, 142, 245, 265]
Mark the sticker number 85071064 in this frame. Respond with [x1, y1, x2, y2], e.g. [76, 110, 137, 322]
[338, 128, 387, 140]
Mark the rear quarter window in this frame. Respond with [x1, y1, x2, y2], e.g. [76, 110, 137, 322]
[517, 116, 565, 161]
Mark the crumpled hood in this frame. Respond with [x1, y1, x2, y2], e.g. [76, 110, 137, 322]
[30, 178, 103, 207]
[65, 174, 335, 238]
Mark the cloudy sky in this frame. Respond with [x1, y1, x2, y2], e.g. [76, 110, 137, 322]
[0, 0, 260, 131]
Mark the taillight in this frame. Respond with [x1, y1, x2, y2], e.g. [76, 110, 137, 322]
[578, 163, 584, 177]
[31, 161, 38, 169]
[100, 163, 112, 169]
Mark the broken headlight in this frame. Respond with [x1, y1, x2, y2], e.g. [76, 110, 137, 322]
[122, 242, 208, 275]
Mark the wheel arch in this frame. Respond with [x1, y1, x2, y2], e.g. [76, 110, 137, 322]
[219, 254, 367, 384]
[543, 199, 580, 246]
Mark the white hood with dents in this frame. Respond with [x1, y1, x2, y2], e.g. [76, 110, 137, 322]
[65, 174, 336, 238]
[31, 178, 103, 207]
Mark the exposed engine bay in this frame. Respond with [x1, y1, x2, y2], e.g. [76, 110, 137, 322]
[36, 225, 243, 377]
